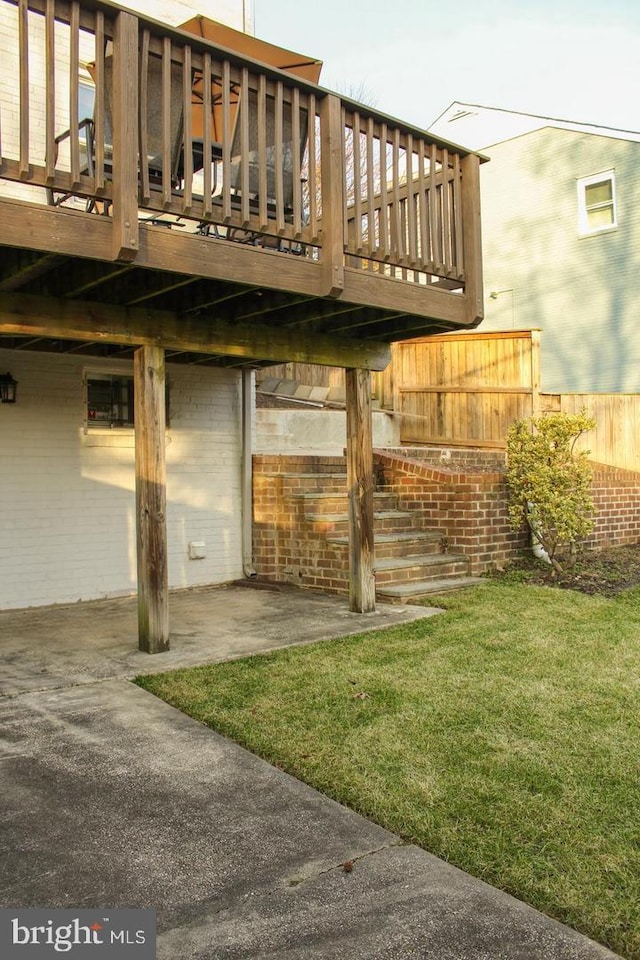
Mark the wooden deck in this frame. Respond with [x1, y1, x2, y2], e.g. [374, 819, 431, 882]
[0, 0, 484, 371]
[0, 0, 486, 636]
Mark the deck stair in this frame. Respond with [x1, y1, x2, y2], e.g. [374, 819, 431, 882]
[270, 459, 483, 601]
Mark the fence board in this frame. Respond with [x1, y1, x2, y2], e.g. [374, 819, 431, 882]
[545, 392, 640, 472]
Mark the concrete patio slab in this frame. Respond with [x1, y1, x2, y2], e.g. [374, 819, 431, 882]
[0, 583, 441, 697]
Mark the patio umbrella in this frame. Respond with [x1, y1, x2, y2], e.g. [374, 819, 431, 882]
[178, 16, 323, 143]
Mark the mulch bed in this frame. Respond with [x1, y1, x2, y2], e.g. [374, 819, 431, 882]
[499, 543, 640, 597]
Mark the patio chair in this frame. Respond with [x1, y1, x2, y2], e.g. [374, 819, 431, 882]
[47, 53, 184, 210]
[198, 87, 310, 251]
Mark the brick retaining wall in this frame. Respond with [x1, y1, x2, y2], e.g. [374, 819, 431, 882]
[375, 453, 640, 574]
[252, 453, 640, 588]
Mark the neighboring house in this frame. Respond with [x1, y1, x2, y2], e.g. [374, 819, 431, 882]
[0, 0, 484, 644]
[429, 102, 640, 393]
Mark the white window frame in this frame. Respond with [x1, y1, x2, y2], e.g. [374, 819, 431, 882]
[577, 170, 617, 237]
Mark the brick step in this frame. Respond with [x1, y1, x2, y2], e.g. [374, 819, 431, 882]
[374, 553, 470, 586]
[377, 576, 486, 602]
[262, 472, 348, 495]
[327, 530, 445, 559]
[299, 491, 399, 514]
[306, 510, 417, 536]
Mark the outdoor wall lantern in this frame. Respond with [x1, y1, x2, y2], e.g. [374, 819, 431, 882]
[0, 372, 18, 403]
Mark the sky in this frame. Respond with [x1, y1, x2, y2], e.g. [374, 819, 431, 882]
[253, 0, 640, 134]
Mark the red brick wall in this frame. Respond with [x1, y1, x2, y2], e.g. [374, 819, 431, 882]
[252, 453, 640, 588]
[589, 464, 640, 549]
[253, 455, 351, 594]
[374, 452, 526, 573]
[374, 452, 640, 573]
[389, 446, 508, 473]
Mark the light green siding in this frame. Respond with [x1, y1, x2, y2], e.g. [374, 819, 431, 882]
[479, 127, 640, 392]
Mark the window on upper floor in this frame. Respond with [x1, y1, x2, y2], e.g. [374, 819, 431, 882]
[577, 170, 617, 236]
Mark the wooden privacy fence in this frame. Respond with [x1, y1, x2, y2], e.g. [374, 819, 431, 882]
[260, 331, 640, 472]
[541, 392, 640, 473]
[383, 330, 542, 447]
[389, 331, 640, 470]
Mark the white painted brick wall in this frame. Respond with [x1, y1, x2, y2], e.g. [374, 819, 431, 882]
[0, 349, 244, 609]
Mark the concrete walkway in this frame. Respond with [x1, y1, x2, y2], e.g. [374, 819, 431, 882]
[0, 585, 620, 959]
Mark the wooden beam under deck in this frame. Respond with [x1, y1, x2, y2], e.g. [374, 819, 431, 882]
[0, 199, 478, 333]
[0, 291, 391, 370]
[0, 199, 329, 298]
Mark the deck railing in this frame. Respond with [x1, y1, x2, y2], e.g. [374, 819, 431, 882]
[342, 107, 465, 285]
[0, 0, 481, 297]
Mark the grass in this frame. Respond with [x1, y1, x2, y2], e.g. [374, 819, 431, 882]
[136, 579, 640, 958]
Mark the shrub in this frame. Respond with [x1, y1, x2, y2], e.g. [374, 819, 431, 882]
[506, 412, 596, 574]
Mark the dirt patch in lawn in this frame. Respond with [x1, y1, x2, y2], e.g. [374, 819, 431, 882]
[498, 542, 640, 597]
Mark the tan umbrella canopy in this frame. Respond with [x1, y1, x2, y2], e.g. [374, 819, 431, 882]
[179, 16, 323, 142]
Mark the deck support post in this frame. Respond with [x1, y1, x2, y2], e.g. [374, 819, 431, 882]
[134, 344, 169, 653]
[111, 11, 140, 262]
[319, 94, 345, 297]
[345, 367, 376, 613]
[460, 153, 483, 326]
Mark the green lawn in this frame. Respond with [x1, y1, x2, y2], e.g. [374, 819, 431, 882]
[136, 580, 640, 959]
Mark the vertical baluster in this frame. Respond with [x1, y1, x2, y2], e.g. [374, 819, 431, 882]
[239, 67, 250, 228]
[453, 152, 463, 278]
[429, 142, 440, 271]
[417, 138, 427, 271]
[92, 12, 104, 194]
[44, 0, 55, 183]
[442, 147, 452, 275]
[291, 87, 302, 239]
[352, 111, 362, 255]
[181, 44, 192, 214]
[307, 93, 317, 243]
[274, 80, 284, 235]
[341, 105, 348, 251]
[202, 51, 212, 218]
[391, 128, 403, 263]
[222, 60, 231, 223]
[406, 134, 417, 268]
[366, 117, 375, 260]
[257, 73, 267, 230]
[138, 29, 150, 203]
[379, 123, 389, 261]
[161, 37, 172, 208]
[69, 1, 80, 186]
[400, 197, 408, 279]
[18, 0, 29, 178]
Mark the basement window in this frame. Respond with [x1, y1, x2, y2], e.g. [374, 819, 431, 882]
[577, 170, 617, 236]
[87, 374, 134, 428]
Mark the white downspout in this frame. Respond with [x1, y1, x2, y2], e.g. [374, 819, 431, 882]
[242, 368, 257, 578]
